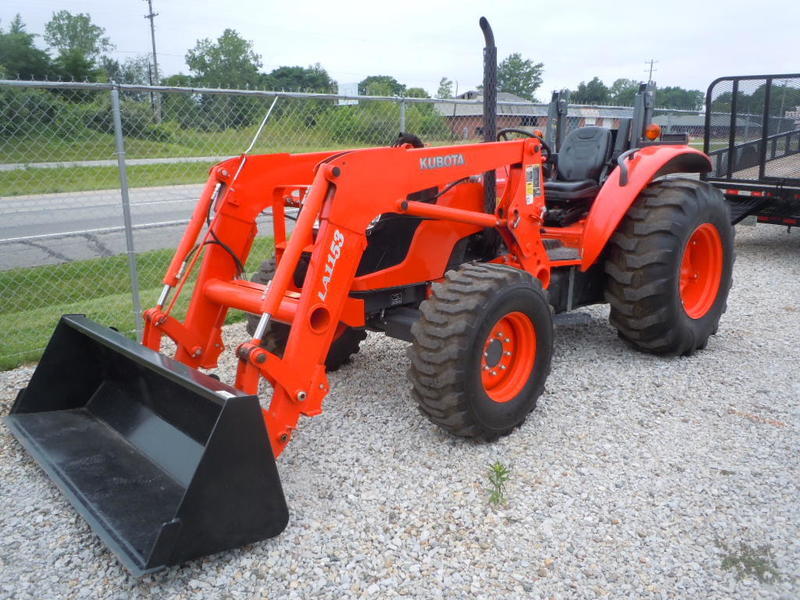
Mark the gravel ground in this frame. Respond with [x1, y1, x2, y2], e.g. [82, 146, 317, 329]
[1, 224, 798, 599]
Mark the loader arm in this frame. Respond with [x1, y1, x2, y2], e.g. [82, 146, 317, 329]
[145, 139, 546, 456]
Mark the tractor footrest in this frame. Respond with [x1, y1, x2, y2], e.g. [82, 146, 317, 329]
[544, 197, 593, 227]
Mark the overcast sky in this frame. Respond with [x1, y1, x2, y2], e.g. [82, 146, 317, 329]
[2, 0, 798, 98]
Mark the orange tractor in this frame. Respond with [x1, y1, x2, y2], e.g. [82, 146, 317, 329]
[7, 19, 734, 574]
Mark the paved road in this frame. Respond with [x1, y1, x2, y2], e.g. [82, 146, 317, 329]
[0, 184, 277, 270]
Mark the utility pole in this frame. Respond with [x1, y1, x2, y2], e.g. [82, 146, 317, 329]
[644, 59, 658, 84]
[778, 79, 789, 132]
[147, 60, 156, 114]
[144, 0, 161, 122]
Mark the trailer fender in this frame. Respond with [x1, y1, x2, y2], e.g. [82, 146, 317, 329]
[580, 146, 711, 270]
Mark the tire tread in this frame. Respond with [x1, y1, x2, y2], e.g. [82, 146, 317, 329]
[604, 178, 734, 355]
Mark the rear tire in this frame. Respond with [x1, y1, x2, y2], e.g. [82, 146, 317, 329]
[408, 263, 553, 440]
[604, 179, 734, 355]
[246, 258, 365, 371]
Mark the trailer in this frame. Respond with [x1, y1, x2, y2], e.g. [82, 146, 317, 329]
[701, 74, 800, 228]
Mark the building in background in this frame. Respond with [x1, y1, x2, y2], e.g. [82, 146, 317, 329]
[434, 91, 634, 139]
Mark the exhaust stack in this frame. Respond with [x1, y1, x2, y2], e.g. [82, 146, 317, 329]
[480, 16, 497, 213]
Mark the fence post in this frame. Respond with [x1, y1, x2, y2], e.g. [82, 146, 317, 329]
[400, 98, 406, 133]
[110, 85, 144, 340]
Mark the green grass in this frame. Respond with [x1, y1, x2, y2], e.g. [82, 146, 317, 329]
[0, 136, 386, 196]
[719, 541, 781, 583]
[0, 129, 256, 163]
[0, 236, 274, 370]
[689, 140, 729, 151]
[487, 461, 511, 507]
[1, 162, 214, 196]
[0, 93, 460, 196]
[0, 132, 181, 164]
[0, 129, 363, 164]
[1, 162, 210, 196]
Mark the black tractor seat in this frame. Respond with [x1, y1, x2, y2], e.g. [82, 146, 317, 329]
[545, 178, 599, 201]
[545, 126, 613, 225]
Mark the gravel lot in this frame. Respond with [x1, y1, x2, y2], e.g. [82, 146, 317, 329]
[1, 224, 798, 599]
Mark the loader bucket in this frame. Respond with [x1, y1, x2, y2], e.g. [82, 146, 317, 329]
[6, 315, 289, 576]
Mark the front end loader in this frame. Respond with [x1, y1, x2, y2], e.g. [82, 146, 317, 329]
[6, 18, 734, 575]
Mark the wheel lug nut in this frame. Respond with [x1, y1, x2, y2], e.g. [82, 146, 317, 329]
[500, 365, 506, 370]
[496, 332, 503, 338]
[505, 351, 512, 356]
[504, 338, 511, 343]
[490, 370, 497, 376]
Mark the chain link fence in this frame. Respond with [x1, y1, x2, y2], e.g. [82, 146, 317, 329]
[0, 79, 704, 369]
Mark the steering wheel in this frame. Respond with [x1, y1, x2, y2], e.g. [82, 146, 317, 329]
[496, 128, 552, 165]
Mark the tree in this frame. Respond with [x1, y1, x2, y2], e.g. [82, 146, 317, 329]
[0, 15, 52, 79]
[572, 77, 609, 104]
[755, 81, 800, 118]
[52, 49, 98, 82]
[710, 83, 800, 124]
[405, 87, 430, 98]
[162, 73, 193, 87]
[437, 77, 454, 99]
[8, 13, 24, 34]
[159, 73, 200, 127]
[43, 11, 111, 82]
[497, 53, 543, 101]
[658, 86, 704, 111]
[100, 56, 151, 85]
[776, 83, 800, 115]
[263, 64, 335, 92]
[358, 75, 405, 96]
[44, 11, 111, 60]
[185, 30, 265, 129]
[186, 29, 262, 88]
[261, 64, 337, 125]
[609, 78, 640, 106]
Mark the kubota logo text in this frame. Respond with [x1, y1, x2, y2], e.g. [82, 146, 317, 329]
[318, 229, 345, 301]
[419, 153, 465, 170]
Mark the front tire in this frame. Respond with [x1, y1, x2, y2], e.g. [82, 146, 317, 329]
[408, 263, 553, 440]
[604, 179, 734, 355]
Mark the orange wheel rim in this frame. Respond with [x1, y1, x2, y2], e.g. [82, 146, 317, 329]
[679, 223, 723, 319]
[480, 311, 537, 403]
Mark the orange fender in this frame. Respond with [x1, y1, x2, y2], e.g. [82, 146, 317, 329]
[580, 145, 711, 270]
